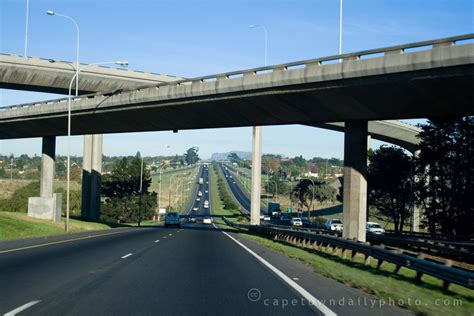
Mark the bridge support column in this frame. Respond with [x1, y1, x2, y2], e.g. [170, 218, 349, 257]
[250, 126, 262, 225]
[342, 121, 368, 242]
[90, 134, 103, 221]
[40, 136, 56, 198]
[81, 135, 92, 220]
[28, 136, 61, 222]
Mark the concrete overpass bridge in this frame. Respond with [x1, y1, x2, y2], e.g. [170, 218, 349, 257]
[2, 34, 472, 241]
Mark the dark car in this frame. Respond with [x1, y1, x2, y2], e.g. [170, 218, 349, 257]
[301, 219, 311, 227]
[164, 212, 181, 228]
[280, 215, 292, 224]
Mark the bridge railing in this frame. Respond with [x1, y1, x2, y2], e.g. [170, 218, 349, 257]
[222, 217, 474, 290]
[1, 33, 473, 112]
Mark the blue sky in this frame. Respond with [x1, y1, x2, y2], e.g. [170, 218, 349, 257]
[1, 0, 473, 159]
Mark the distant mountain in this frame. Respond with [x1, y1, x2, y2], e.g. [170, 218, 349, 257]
[210, 151, 252, 161]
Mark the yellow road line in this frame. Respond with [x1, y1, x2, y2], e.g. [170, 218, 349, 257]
[0, 230, 133, 254]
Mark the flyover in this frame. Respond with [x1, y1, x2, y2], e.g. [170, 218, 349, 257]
[0, 53, 182, 94]
[0, 53, 422, 149]
[2, 34, 472, 241]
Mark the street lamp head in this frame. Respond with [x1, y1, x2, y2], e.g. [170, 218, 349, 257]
[46, 10, 55, 15]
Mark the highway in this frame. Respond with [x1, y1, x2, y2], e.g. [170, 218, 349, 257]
[0, 164, 409, 315]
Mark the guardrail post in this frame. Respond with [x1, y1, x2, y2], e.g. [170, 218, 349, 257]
[376, 259, 384, 269]
[365, 254, 372, 266]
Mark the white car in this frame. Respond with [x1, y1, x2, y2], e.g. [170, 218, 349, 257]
[198, 191, 203, 197]
[203, 217, 213, 224]
[204, 201, 209, 209]
[325, 219, 343, 232]
[193, 207, 199, 211]
[263, 215, 271, 221]
[291, 218, 303, 226]
[196, 198, 200, 201]
[205, 190, 208, 193]
[366, 222, 385, 235]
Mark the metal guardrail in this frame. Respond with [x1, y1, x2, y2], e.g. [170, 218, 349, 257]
[264, 222, 474, 263]
[223, 218, 474, 290]
[1, 33, 472, 112]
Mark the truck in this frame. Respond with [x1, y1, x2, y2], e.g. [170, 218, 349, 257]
[268, 202, 281, 218]
[198, 178, 204, 185]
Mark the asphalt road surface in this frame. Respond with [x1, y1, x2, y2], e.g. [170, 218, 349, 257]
[0, 164, 410, 316]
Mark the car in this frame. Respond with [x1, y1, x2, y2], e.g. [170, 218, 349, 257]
[260, 214, 265, 220]
[301, 219, 311, 227]
[164, 212, 180, 228]
[198, 191, 203, 197]
[203, 217, 213, 224]
[188, 216, 197, 223]
[325, 219, 343, 232]
[193, 207, 199, 211]
[205, 190, 208, 193]
[204, 200, 209, 209]
[291, 217, 303, 226]
[280, 215, 292, 223]
[263, 215, 271, 221]
[196, 197, 200, 201]
[366, 222, 385, 235]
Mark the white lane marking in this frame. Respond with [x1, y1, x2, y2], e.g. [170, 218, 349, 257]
[154, 240, 160, 243]
[220, 229, 337, 316]
[4, 300, 41, 316]
[121, 253, 133, 259]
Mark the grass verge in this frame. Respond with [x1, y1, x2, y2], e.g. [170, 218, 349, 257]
[0, 211, 112, 241]
[240, 233, 474, 316]
[209, 165, 241, 231]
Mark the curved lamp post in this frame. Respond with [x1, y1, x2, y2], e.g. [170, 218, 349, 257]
[61, 61, 128, 232]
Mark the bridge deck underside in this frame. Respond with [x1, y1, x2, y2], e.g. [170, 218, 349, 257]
[0, 65, 472, 139]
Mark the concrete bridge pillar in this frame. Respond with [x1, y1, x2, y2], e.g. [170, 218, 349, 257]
[40, 136, 56, 198]
[81, 134, 103, 221]
[81, 135, 92, 220]
[342, 121, 368, 242]
[90, 134, 103, 221]
[250, 126, 262, 225]
[28, 136, 61, 222]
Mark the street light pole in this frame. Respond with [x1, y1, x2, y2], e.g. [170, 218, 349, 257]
[60, 61, 127, 232]
[47, 11, 80, 96]
[339, 0, 343, 55]
[24, 0, 29, 59]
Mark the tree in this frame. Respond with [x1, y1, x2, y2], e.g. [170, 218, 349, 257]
[415, 117, 474, 235]
[290, 179, 314, 214]
[266, 173, 288, 197]
[262, 155, 281, 175]
[101, 155, 157, 225]
[184, 147, 200, 165]
[368, 146, 412, 232]
[312, 180, 337, 205]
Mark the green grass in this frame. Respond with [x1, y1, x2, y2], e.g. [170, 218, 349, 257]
[209, 165, 245, 231]
[0, 211, 112, 241]
[241, 233, 474, 316]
